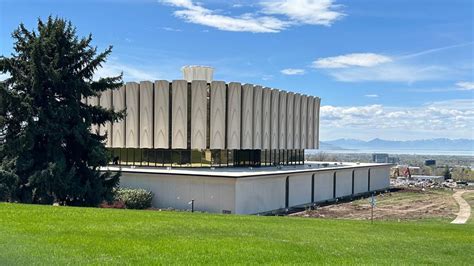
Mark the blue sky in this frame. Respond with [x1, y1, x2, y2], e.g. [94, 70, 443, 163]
[1, 0, 473, 141]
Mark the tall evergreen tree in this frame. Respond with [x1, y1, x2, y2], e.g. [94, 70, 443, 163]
[0, 17, 124, 205]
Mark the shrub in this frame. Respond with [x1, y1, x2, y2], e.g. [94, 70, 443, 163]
[114, 188, 154, 209]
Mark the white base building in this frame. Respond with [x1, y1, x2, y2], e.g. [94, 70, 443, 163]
[106, 162, 391, 214]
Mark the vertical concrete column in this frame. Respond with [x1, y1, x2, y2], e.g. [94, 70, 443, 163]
[87, 95, 100, 133]
[307, 96, 314, 149]
[99, 89, 113, 147]
[278, 91, 287, 149]
[300, 95, 308, 149]
[154, 80, 169, 149]
[125, 82, 139, 148]
[252, 86, 263, 149]
[241, 84, 253, 149]
[293, 94, 301, 149]
[286, 92, 294, 149]
[227, 82, 241, 149]
[112, 85, 126, 148]
[139, 81, 153, 148]
[261, 87, 271, 150]
[210, 81, 226, 149]
[270, 89, 279, 150]
[191, 80, 207, 149]
[314, 97, 321, 149]
[172, 80, 188, 149]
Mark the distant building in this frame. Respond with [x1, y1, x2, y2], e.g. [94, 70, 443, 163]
[425, 160, 436, 166]
[411, 175, 444, 183]
[373, 153, 389, 163]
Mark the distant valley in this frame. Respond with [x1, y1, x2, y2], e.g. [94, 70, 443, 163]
[320, 138, 474, 152]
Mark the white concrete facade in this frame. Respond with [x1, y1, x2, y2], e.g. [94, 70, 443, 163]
[139, 81, 153, 148]
[172, 80, 187, 149]
[112, 85, 126, 148]
[99, 90, 112, 147]
[154, 80, 169, 149]
[227, 82, 241, 149]
[191, 80, 207, 149]
[91, 80, 320, 150]
[125, 82, 139, 148]
[115, 163, 391, 214]
[210, 81, 226, 149]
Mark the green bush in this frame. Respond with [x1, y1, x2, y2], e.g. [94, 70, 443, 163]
[114, 188, 154, 209]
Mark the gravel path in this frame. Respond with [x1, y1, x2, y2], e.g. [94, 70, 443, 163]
[451, 190, 471, 224]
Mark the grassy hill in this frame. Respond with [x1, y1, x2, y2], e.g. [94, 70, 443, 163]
[0, 203, 472, 264]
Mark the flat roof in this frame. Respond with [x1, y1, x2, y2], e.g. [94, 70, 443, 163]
[102, 161, 393, 178]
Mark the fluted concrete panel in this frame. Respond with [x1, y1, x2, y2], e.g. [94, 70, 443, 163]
[278, 91, 287, 149]
[293, 94, 301, 149]
[191, 80, 207, 149]
[172, 80, 187, 149]
[262, 88, 271, 150]
[227, 82, 241, 149]
[87, 95, 100, 133]
[99, 90, 112, 147]
[112, 85, 126, 147]
[300, 95, 308, 149]
[252, 86, 263, 149]
[286, 92, 294, 149]
[270, 90, 279, 150]
[154, 80, 169, 149]
[125, 82, 139, 148]
[139, 81, 153, 148]
[210, 81, 226, 149]
[314, 97, 321, 149]
[241, 84, 253, 149]
[307, 96, 314, 149]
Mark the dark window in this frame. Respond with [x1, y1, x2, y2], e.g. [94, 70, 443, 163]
[285, 176, 289, 208]
[351, 170, 355, 195]
[333, 172, 337, 198]
[311, 174, 315, 203]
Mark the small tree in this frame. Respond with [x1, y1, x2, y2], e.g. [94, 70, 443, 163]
[0, 17, 124, 205]
[442, 166, 451, 180]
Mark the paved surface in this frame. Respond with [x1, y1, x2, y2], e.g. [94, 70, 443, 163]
[451, 190, 471, 224]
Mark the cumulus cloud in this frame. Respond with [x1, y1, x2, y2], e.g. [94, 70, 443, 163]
[328, 64, 452, 83]
[281, 68, 305, 75]
[94, 60, 161, 81]
[456, 81, 474, 91]
[365, 94, 378, 98]
[320, 99, 474, 139]
[312, 53, 392, 69]
[261, 0, 344, 26]
[160, 0, 343, 33]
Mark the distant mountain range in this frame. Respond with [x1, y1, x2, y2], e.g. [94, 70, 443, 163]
[320, 138, 474, 151]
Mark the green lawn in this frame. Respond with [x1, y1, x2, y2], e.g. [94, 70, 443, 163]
[0, 203, 472, 264]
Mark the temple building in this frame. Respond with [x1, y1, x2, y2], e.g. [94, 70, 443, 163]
[87, 66, 391, 214]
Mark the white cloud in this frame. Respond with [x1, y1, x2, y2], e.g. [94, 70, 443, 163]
[365, 94, 378, 98]
[160, 0, 343, 33]
[94, 60, 161, 81]
[161, 26, 183, 32]
[312, 53, 392, 69]
[456, 81, 474, 91]
[261, 0, 344, 26]
[281, 68, 305, 75]
[328, 64, 451, 83]
[320, 99, 474, 140]
[161, 0, 289, 33]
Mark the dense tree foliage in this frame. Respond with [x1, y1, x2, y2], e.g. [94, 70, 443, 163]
[0, 17, 124, 205]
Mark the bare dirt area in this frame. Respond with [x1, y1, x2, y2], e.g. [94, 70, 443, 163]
[291, 188, 459, 221]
